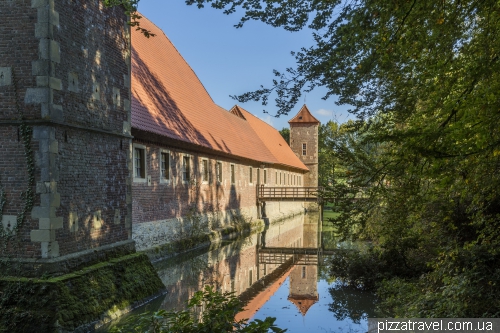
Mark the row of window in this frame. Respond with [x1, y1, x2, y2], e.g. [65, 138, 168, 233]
[275, 171, 302, 186]
[133, 144, 302, 186]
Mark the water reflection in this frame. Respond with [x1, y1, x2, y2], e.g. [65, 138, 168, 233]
[104, 213, 378, 332]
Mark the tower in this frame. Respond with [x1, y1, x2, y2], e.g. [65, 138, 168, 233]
[0, 1, 163, 331]
[0, 0, 133, 268]
[288, 105, 320, 188]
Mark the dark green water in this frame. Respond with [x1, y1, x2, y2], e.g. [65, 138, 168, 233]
[100, 212, 378, 332]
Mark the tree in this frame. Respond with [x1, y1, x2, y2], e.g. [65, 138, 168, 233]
[110, 286, 286, 333]
[278, 128, 290, 145]
[186, 0, 500, 317]
[318, 121, 338, 187]
[111, 0, 500, 317]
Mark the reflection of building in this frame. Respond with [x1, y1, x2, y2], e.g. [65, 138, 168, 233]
[288, 212, 320, 315]
[288, 264, 319, 315]
[153, 214, 315, 316]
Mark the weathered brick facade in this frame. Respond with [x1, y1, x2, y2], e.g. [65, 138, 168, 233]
[1, 2, 319, 267]
[0, 0, 132, 265]
[131, 130, 309, 251]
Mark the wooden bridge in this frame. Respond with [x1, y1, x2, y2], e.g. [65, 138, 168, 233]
[257, 186, 323, 202]
[257, 247, 338, 265]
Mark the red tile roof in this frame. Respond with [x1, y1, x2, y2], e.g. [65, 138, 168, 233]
[288, 295, 319, 316]
[231, 105, 307, 170]
[288, 105, 320, 124]
[235, 266, 293, 322]
[131, 14, 308, 172]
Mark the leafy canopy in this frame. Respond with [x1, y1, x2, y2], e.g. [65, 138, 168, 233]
[107, 0, 500, 317]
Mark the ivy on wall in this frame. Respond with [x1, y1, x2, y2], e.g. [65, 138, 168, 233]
[0, 70, 35, 252]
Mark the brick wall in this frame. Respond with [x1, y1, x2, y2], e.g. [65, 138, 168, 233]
[131, 137, 309, 251]
[0, 0, 131, 261]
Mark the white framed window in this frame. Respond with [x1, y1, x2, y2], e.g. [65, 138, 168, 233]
[216, 161, 223, 183]
[230, 164, 235, 184]
[160, 149, 170, 183]
[133, 143, 147, 182]
[279, 172, 282, 185]
[275, 171, 278, 185]
[201, 158, 209, 183]
[249, 166, 253, 184]
[182, 155, 191, 183]
[302, 143, 307, 156]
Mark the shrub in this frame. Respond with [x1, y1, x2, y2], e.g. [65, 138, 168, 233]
[110, 286, 286, 333]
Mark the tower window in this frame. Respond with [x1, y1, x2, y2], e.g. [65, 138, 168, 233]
[231, 164, 235, 184]
[302, 143, 307, 155]
[249, 166, 253, 184]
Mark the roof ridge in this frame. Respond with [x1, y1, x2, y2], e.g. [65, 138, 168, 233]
[234, 105, 279, 130]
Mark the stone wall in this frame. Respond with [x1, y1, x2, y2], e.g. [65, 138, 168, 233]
[289, 123, 319, 188]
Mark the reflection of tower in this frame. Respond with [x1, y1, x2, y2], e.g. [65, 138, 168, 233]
[289, 105, 320, 188]
[288, 213, 320, 315]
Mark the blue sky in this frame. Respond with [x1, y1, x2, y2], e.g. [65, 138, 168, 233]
[137, 1, 353, 130]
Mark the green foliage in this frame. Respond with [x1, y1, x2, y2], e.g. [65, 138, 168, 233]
[110, 0, 500, 317]
[103, 0, 155, 37]
[110, 285, 286, 333]
[318, 121, 339, 188]
[278, 128, 289, 145]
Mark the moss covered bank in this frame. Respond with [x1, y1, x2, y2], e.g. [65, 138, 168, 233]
[0, 253, 165, 333]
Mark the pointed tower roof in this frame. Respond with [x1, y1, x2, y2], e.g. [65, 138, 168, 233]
[287, 295, 319, 316]
[288, 105, 320, 124]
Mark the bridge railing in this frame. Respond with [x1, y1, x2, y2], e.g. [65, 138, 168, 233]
[257, 186, 323, 201]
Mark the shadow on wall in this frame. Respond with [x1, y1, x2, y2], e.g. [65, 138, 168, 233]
[131, 48, 216, 150]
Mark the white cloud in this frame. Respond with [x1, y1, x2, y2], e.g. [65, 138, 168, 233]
[259, 115, 274, 127]
[315, 108, 333, 117]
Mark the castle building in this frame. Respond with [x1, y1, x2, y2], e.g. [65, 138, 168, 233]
[129, 15, 318, 253]
[0, 3, 319, 330]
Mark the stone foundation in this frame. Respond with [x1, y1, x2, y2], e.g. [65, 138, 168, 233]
[132, 201, 311, 254]
[1, 239, 136, 278]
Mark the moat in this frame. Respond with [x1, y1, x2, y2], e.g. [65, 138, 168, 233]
[101, 212, 378, 332]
